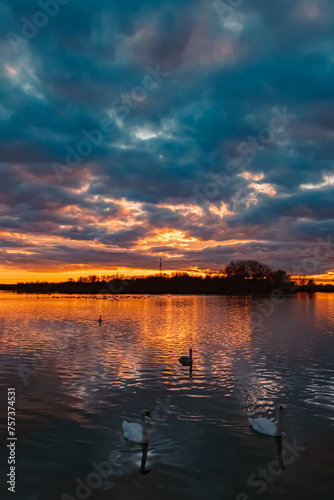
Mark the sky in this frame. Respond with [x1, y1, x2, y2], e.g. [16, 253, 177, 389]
[1, 0, 334, 283]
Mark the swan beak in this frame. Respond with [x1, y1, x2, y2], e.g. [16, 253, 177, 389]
[146, 411, 152, 419]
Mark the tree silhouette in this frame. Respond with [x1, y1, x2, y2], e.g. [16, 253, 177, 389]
[224, 260, 272, 280]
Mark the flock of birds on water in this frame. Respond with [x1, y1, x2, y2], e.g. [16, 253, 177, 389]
[33, 295, 173, 300]
[122, 404, 285, 445]
[95, 317, 286, 445]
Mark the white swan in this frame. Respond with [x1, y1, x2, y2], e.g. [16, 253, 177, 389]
[248, 404, 285, 437]
[122, 409, 152, 444]
[179, 348, 192, 365]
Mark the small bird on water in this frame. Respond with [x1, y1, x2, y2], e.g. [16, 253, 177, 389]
[248, 404, 285, 437]
[98, 315, 102, 324]
[179, 348, 193, 366]
[122, 409, 153, 444]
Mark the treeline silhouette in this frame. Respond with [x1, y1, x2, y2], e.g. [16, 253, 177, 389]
[2, 260, 332, 294]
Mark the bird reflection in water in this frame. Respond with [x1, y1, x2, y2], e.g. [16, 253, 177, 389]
[275, 436, 286, 471]
[139, 443, 151, 475]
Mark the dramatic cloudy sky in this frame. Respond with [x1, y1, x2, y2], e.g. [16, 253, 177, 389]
[1, 0, 334, 282]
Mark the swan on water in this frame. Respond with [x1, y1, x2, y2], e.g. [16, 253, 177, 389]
[248, 404, 285, 437]
[98, 315, 102, 324]
[122, 409, 152, 444]
[179, 348, 192, 365]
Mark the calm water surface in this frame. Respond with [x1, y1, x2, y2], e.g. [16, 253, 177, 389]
[0, 292, 334, 500]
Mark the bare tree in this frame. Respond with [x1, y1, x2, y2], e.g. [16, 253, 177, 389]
[294, 276, 308, 286]
[224, 260, 272, 280]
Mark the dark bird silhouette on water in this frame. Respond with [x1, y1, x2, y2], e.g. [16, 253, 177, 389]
[179, 348, 192, 366]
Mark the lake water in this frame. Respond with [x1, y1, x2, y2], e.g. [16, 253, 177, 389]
[0, 291, 334, 500]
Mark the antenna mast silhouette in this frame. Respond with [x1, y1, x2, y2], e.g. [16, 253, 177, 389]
[159, 258, 162, 276]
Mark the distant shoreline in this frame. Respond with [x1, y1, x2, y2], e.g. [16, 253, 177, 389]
[0, 277, 333, 295]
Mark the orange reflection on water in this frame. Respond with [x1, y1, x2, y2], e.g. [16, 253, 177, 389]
[0, 293, 253, 385]
[1, 292, 334, 423]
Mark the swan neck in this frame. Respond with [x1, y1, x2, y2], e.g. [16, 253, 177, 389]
[141, 415, 148, 442]
[276, 408, 283, 435]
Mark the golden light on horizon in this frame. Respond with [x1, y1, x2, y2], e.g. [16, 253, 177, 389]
[1, 263, 333, 285]
[0, 265, 209, 284]
[1, 201, 333, 286]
